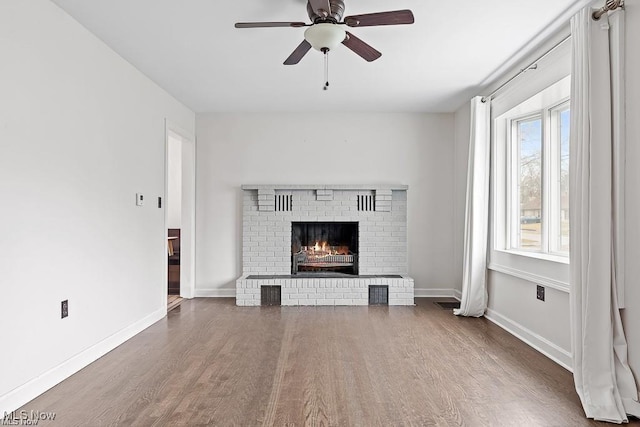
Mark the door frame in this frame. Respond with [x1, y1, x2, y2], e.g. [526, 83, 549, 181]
[165, 119, 196, 300]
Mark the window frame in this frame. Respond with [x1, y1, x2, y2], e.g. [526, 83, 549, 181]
[548, 101, 571, 255]
[507, 111, 544, 252]
[504, 97, 570, 258]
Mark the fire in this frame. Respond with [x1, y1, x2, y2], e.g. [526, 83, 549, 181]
[301, 241, 347, 256]
[299, 242, 349, 257]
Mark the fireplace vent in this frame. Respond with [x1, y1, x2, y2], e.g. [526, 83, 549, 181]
[357, 194, 375, 212]
[261, 286, 281, 306]
[369, 285, 389, 305]
[275, 194, 293, 212]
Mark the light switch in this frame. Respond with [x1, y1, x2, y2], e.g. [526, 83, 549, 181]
[136, 193, 144, 206]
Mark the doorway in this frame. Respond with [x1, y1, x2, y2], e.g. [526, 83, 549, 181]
[165, 121, 196, 310]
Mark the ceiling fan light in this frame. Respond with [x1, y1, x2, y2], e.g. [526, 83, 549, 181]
[304, 23, 346, 51]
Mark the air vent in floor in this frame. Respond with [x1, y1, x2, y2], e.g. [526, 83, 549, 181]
[434, 301, 461, 310]
[369, 285, 388, 305]
[261, 286, 281, 306]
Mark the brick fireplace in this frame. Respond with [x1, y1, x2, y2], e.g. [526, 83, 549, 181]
[236, 185, 414, 306]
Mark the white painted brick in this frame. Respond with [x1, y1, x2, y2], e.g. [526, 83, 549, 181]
[240, 186, 408, 279]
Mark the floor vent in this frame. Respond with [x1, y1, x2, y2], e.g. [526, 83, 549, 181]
[275, 194, 293, 212]
[434, 301, 461, 310]
[261, 286, 281, 306]
[369, 285, 388, 305]
[357, 194, 375, 212]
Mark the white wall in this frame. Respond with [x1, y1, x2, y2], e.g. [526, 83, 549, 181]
[0, 0, 195, 411]
[452, 5, 640, 373]
[167, 134, 183, 229]
[196, 113, 456, 296]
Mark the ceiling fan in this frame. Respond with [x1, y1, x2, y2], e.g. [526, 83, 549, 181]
[235, 0, 414, 65]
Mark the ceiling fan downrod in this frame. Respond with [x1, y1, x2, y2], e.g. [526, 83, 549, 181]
[322, 47, 330, 90]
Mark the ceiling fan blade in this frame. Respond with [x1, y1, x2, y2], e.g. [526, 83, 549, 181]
[284, 40, 312, 65]
[308, 0, 331, 17]
[344, 10, 414, 27]
[342, 32, 381, 62]
[235, 22, 307, 28]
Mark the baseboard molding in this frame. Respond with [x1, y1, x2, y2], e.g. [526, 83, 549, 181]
[194, 288, 235, 298]
[484, 308, 573, 372]
[0, 307, 166, 414]
[414, 288, 462, 299]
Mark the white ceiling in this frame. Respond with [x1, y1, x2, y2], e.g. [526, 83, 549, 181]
[50, 0, 584, 113]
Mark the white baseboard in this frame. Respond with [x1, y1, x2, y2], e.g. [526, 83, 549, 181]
[414, 288, 462, 299]
[484, 308, 573, 371]
[0, 307, 166, 414]
[194, 288, 235, 298]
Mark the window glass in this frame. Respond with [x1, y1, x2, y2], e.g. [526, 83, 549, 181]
[558, 108, 570, 253]
[517, 118, 542, 251]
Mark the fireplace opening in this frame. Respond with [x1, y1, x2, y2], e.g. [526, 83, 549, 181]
[291, 222, 358, 275]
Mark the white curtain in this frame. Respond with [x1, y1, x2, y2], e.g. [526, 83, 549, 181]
[569, 6, 640, 423]
[454, 97, 490, 317]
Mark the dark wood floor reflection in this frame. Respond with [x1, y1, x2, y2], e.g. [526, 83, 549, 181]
[23, 298, 617, 426]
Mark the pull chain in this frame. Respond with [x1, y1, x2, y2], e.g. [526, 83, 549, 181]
[322, 48, 330, 90]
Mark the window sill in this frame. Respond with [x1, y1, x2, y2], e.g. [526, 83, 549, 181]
[495, 249, 569, 265]
[489, 249, 570, 293]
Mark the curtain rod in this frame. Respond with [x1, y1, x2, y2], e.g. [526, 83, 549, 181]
[481, 0, 624, 104]
[480, 33, 571, 103]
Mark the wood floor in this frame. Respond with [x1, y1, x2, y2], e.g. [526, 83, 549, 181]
[167, 295, 183, 312]
[22, 298, 625, 426]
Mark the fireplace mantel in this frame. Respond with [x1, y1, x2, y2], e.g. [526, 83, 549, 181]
[241, 184, 409, 191]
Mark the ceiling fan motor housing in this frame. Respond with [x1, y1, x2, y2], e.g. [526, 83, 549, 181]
[307, 0, 346, 22]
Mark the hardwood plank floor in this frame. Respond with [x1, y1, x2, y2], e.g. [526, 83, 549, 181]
[21, 298, 632, 426]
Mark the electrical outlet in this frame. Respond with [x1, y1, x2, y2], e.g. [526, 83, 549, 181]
[136, 193, 144, 206]
[61, 300, 69, 319]
[536, 285, 545, 302]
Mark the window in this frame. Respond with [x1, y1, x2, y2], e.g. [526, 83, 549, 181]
[511, 114, 543, 251]
[492, 75, 571, 260]
[507, 100, 570, 256]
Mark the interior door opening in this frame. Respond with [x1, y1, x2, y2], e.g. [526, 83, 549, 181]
[165, 121, 196, 310]
[167, 134, 182, 298]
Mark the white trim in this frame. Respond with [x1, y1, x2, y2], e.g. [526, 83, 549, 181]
[488, 262, 569, 292]
[195, 288, 236, 298]
[485, 308, 572, 371]
[0, 308, 166, 414]
[495, 248, 569, 265]
[414, 288, 462, 299]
